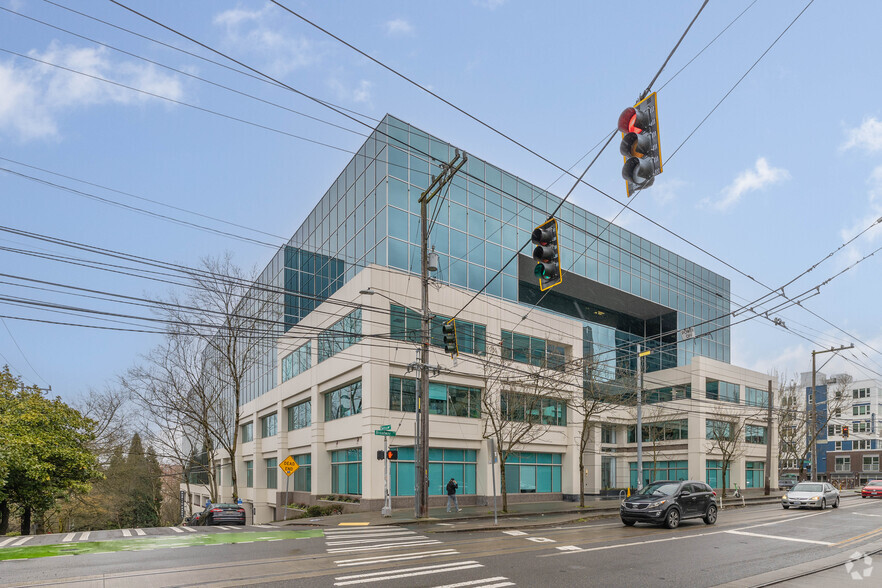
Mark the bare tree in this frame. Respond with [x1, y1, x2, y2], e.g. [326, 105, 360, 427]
[573, 361, 621, 507]
[704, 405, 765, 497]
[799, 374, 851, 481]
[775, 377, 804, 478]
[152, 254, 274, 501]
[480, 343, 577, 512]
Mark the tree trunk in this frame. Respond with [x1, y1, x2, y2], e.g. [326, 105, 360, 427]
[721, 461, 729, 499]
[578, 450, 585, 508]
[21, 506, 32, 536]
[229, 448, 239, 501]
[499, 458, 508, 513]
[0, 499, 9, 535]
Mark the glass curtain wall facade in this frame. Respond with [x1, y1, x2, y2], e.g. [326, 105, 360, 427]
[236, 114, 731, 405]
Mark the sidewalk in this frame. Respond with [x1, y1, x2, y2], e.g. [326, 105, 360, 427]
[275, 492, 784, 532]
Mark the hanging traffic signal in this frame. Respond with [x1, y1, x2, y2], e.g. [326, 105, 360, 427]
[617, 92, 662, 197]
[532, 217, 562, 291]
[386, 449, 399, 460]
[442, 319, 458, 356]
[843, 425, 849, 439]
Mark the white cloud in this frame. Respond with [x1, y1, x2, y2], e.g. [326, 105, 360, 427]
[837, 164, 882, 266]
[649, 177, 685, 206]
[473, 0, 508, 9]
[703, 157, 789, 211]
[328, 77, 373, 106]
[0, 43, 183, 141]
[841, 117, 882, 152]
[213, 4, 317, 78]
[385, 18, 414, 36]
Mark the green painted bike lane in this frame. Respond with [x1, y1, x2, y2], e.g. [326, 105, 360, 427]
[0, 529, 322, 561]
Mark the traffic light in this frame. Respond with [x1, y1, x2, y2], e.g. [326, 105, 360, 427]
[386, 449, 398, 460]
[532, 217, 562, 291]
[442, 319, 458, 356]
[843, 425, 849, 439]
[376, 450, 385, 460]
[618, 92, 662, 197]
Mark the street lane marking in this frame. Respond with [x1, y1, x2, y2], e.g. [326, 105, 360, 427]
[79, 532, 90, 541]
[121, 529, 131, 537]
[169, 527, 184, 533]
[134, 529, 146, 536]
[338, 522, 371, 526]
[335, 549, 459, 567]
[853, 512, 882, 517]
[431, 578, 515, 588]
[0, 537, 17, 547]
[327, 540, 441, 553]
[333, 561, 483, 586]
[327, 536, 425, 546]
[725, 530, 834, 546]
[835, 526, 882, 548]
[556, 545, 582, 551]
[526, 537, 556, 543]
[325, 526, 407, 534]
[324, 531, 418, 540]
[502, 530, 527, 536]
[10, 537, 32, 547]
[62, 533, 75, 542]
[181, 526, 197, 532]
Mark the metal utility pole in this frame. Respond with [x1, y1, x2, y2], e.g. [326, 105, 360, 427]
[636, 346, 650, 491]
[764, 379, 773, 495]
[415, 149, 466, 517]
[810, 345, 853, 481]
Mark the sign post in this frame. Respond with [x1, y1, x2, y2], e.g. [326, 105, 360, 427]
[375, 426, 396, 516]
[278, 456, 300, 523]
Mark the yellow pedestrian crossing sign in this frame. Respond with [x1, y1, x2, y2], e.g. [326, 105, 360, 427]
[279, 456, 299, 477]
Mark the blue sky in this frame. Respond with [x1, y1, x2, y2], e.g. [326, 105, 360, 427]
[1, 0, 881, 404]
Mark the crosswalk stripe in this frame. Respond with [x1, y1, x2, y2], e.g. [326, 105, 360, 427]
[335, 549, 459, 567]
[181, 526, 197, 532]
[324, 531, 417, 540]
[334, 561, 483, 586]
[134, 529, 146, 536]
[121, 529, 131, 537]
[255, 524, 276, 528]
[62, 533, 76, 542]
[0, 537, 17, 547]
[79, 531, 90, 541]
[10, 536, 33, 546]
[327, 540, 441, 553]
[327, 535, 426, 546]
[169, 527, 184, 533]
[431, 579, 514, 588]
[325, 526, 405, 534]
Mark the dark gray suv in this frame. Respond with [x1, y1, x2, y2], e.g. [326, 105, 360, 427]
[621, 480, 718, 529]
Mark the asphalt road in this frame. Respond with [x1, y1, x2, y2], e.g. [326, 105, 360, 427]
[2, 496, 882, 587]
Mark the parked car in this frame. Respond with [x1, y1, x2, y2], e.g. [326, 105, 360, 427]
[861, 480, 882, 498]
[782, 482, 839, 509]
[778, 473, 798, 491]
[184, 511, 204, 526]
[621, 480, 717, 529]
[197, 503, 247, 525]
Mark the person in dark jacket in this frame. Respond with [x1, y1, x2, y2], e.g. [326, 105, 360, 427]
[446, 478, 461, 512]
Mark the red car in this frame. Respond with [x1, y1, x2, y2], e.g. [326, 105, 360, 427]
[861, 480, 882, 498]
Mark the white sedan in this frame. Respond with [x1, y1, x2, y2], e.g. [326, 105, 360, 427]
[782, 482, 840, 509]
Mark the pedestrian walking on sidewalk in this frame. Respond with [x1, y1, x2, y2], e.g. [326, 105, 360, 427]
[446, 478, 462, 512]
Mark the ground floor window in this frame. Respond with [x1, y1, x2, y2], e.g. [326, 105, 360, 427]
[745, 461, 764, 488]
[331, 448, 362, 495]
[291, 453, 311, 492]
[706, 459, 731, 489]
[266, 457, 278, 490]
[245, 461, 253, 488]
[629, 460, 688, 488]
[389, 448, 477, 496]
[504, 452, 562, 494]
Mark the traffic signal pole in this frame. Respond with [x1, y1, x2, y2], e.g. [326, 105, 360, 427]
[416, 150, 466, 517]
[810, 344, 853, 481]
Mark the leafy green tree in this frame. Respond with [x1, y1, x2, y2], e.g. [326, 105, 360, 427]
[0, 366, 101, 535]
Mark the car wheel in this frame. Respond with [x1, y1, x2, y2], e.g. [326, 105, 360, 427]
[819, 498, 826, 510]
[664, 508, 681, 529]
[703, 504, 717, 525]
[833, 497, 840, 508]
[621, 518, 636, 527]
[783, 504, 790, 509]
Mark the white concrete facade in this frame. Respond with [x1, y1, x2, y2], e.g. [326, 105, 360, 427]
[201, 266, 777, 522]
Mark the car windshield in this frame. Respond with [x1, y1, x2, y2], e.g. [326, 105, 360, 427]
[867, 481, 882, 486]
[792, 483, 823, 492]
[781, 474, 797, 480]
[640, 482, 680, 496]
[215, 503, 240, 509]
